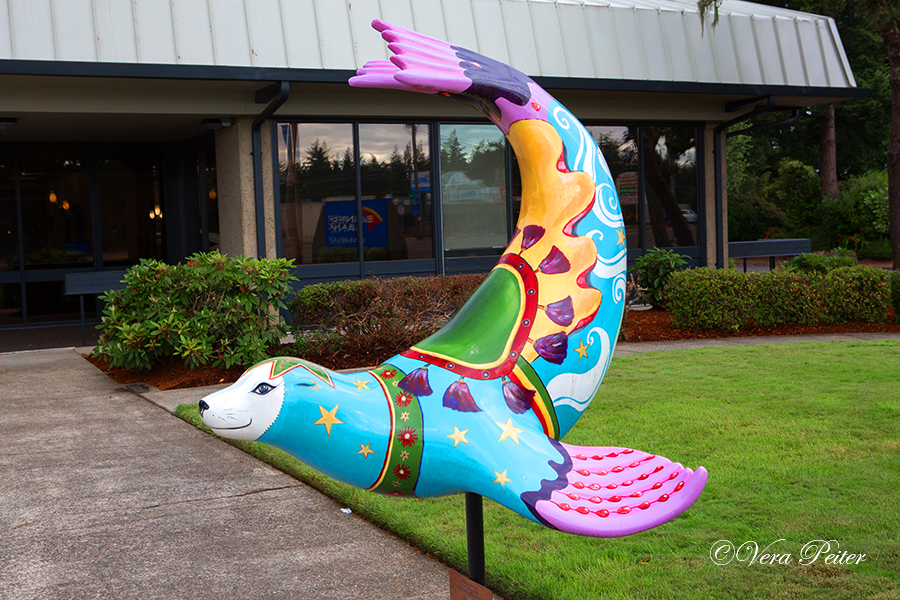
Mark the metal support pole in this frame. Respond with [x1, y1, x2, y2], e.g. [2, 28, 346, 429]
[465, 492, 485, 586]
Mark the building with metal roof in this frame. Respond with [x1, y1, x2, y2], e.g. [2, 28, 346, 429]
[0, 0, 864, 330]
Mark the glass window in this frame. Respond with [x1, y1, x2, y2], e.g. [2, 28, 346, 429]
[99, 157, 166, 266]
[642, 126, 698, 249]
[19, 155, 92, 268]
[0, 283, 22, 326]
[278, 123, 358, 264]
[440, 124, 508, 257]
[358, 124, 433, 261]
[0, 160, 16, 270]
[586, 126, 640, 250]
[24, 281, 87, 324]
[204, 147, 219, 252]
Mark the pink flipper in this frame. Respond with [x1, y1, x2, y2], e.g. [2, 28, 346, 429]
[349, 19, 536, 125]
[349, 20, 471, 95]
[531, 444, 707, 537]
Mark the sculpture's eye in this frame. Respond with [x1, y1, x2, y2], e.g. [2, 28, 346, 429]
[252, 382, 276, 395]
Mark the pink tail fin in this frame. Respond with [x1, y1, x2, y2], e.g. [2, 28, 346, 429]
[532, 444, 707, 537]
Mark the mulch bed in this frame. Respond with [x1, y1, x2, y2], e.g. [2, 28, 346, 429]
[86, 307, 900, 391]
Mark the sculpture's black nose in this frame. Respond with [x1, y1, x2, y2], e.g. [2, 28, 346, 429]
[198, 400, 209, 414]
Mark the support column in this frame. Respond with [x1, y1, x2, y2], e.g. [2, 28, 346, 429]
[261, 122, 278, 259]
[215, 118, 257, 257]
[703, 123, 724, 268]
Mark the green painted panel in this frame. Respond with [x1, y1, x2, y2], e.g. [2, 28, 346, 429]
[415, 268, 521, 366]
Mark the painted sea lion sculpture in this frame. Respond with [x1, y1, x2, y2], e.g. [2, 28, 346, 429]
[200, 20, 707, 538]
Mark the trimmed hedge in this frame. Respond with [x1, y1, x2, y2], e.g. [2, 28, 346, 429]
[820, 266, 891, 324]
[666, 268, 753, 332]
[892, 270, 900, 318]
[95, 251, 296, 371]
[750, 270, 825, 327]
[289, 274, 487, 368]
[665, 265, 890, 331]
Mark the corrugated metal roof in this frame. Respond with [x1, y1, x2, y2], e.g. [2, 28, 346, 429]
[0, 0, 856, 89]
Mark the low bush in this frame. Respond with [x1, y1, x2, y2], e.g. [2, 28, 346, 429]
[666, 268, 753, 332]
[289, 273, 487, 367]
[95, 251, 295, 371]
[781, 250, 857, 273]
[666, 265, 889, 331]
[858, 238, 893, 261]
[630, 247, 688, 309]
[892, 270, 900, 320]
[750, 270, 825, 326]
[820, 266, 890, 324]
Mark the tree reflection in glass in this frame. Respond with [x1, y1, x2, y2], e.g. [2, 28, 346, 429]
[639, 126, 698, 249]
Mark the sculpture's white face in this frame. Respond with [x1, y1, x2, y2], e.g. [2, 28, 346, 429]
[199, 362, 285, 441]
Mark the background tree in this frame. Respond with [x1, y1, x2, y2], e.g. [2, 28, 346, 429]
[860, 0, 900, 267]
[700, 0, 895, 265]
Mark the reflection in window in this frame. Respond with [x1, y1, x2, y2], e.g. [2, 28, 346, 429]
[359, 124, 433, 261]
[19, 157, 92, 268]
[0, 283, 22, 326]
[99, 158, 166, 266]
[0, 161, 16, 270]
[587, 126, 640, 250]
[25, 281, 85, 324]
[640, 126, 698, 249]
[204, 150, 219, 252]
[440, 125, 507, 257]
[279, 123, 357, 264]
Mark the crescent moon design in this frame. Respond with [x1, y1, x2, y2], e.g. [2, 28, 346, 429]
[200, 20, 707, 538]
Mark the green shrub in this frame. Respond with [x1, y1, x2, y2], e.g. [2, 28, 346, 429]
[289, 273, 487, 368]
[858, 238, 893, 261]
[765, 159, 821, 229]
[630, 248, 688, 309]
[666, 268, 753, 332]
[665, 265, 887, 331]
[891, 270, 900, 318]
[95, 251, 296, 371]
[727, 191, 786, 242]
[781, 250, 857, 274]
[750, 270, 825, 326]
[820, 266, 890, 324]
[822, 170, 889, 242]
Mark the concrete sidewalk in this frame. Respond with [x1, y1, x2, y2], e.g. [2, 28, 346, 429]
[0, 349, 452, 600]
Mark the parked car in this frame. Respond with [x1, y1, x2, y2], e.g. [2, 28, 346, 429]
[666, 208, 698, 225]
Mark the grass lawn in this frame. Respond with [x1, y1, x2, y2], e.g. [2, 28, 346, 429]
[176, 340, 900, 600]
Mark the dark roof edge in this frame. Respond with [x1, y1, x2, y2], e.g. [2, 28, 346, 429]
[0, 59, 356, 82]
[533, 76, 870, 101]
[0, 59, 870, 101]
